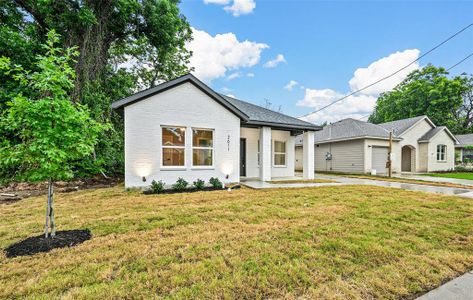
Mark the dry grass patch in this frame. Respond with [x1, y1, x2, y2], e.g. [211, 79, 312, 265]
[268, 179, 336, 184]
[1, 185, 473, 299]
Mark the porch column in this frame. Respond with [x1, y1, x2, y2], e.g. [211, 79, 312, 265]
[259, 126, 272, 181]
[303, 131, 315, 179]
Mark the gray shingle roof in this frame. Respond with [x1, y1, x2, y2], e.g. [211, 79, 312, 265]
[220, 95, 317, 130]
[455, 134, 473, 147]
[296, 118, 392, 145]
[111, 74, 319, 131]
[378, 115, 427, 135]
[418, 126, 445, 142]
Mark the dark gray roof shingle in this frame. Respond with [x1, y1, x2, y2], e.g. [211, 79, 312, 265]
[220, 95, 317, 129]
[378, 115, 427, 135]
[296, 118, 392, 145]
[455, 134, 473, 146]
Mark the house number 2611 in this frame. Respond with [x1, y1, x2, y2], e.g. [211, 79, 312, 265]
[227, 135, 230, 151]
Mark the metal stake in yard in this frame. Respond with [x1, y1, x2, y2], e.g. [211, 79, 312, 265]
[45, 179, 56, 238]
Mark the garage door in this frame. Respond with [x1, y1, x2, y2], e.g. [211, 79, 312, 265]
[371, 147, 388, 175]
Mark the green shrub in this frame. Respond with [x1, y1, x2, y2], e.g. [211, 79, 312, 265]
[209, 177, 223, 189]
[193, 179, 205, 190]
[150, 180, 165, 194]
[172, 177, 188, 192]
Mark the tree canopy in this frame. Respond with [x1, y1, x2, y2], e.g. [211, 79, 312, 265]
[369, 65, 473, 134]
[1, 0, 193, 177]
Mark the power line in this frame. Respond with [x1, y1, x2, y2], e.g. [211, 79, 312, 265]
[447, 52, 473, 71]
[300, 23, 473, 119]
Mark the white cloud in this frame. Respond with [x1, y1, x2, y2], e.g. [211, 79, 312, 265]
[204, 0, 255, 16]
[284, 80, 298, 91]
[221, 87, 233, 93]
[247, 72, 255, 77]
[227, 72, 241, 80]
[348, 49, 420, 95]
[263, 54, 286, 68]
[226, 94, 236, 98]
[298, 49, 420, 124]
[224, 0, 256, 16]
[187, 28, 268, 82]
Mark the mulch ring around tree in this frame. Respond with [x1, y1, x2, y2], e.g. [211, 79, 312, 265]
[4, 229, 92, 258]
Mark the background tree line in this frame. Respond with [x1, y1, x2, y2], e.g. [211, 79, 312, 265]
[369, 65, 473, 133]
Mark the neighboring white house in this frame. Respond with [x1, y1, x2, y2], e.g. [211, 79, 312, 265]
[295, 116, 458, 174]
[112, 74, 320, 188]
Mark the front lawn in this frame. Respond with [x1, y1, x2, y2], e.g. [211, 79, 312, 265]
[1, 185, 473, 299]
[423, 172, 473, 180]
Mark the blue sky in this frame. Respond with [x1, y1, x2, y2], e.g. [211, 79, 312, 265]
[179, 0, 473, 124]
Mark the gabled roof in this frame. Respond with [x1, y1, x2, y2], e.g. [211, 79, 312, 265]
[111, 73, 319, 131]
[418, 126, 458, 144]
[455, 133, 473, 147]
[295, 118, 396, 145]
[378, 115, 432, 136]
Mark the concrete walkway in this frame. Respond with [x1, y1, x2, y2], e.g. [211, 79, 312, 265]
[396, 173, 473, 187]
[242, 174, 473, 198]
[416, 270, 473, 300]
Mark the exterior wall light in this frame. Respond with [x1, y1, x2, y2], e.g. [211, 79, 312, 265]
[226, 174, 229, 179]
[142, 176, 146, 182]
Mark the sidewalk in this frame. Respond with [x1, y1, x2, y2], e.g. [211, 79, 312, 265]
[416, 271, 473, 300]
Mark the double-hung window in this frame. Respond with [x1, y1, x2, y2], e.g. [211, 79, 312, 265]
[437, 144, 447, 162]
[162, 126, 186, 167]
[193, 129, 213, 167]
[273, 141, 286, 166]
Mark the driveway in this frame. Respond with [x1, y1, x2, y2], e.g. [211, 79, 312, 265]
[315, 174, 473, 198]
[242, 173, 473, 198]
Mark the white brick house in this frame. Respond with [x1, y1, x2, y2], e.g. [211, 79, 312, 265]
[112, 74, 320, 188]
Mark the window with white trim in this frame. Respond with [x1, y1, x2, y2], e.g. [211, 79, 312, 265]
[437, 144, 447, 162]
[193, 129, 213, 166]
[273, 141, 286, 166]
[162, 126, 186, 167]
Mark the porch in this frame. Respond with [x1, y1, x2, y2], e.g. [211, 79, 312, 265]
[239, 126, 315, 181]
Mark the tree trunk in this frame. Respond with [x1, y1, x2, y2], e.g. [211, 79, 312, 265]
[44, 179, 56, 238]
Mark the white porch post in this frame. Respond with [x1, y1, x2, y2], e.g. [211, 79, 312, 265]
[259, 126, 272, 181]
[303, 131, 315, 179]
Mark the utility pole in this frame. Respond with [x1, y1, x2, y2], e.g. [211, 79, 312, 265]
[388, 131, 393, 177]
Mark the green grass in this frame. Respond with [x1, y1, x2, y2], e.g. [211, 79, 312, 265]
[1, 185, 473, 299]
[422, 172, 473, 180]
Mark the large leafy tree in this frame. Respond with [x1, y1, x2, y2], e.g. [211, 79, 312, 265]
[369, 65, 472, 134]
[7, 0, 193, 102]
[0, 31, 105, 237]
[1, 0, 193, 177]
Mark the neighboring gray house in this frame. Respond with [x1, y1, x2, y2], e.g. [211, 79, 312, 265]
[112, 74, 320, 188]
[455, 134, 473, 163]
[295, 116, 458, 174]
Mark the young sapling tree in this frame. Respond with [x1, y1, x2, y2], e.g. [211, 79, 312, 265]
[0, 31, 105, 238]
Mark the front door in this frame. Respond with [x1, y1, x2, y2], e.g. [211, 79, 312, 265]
[240, 138, 246, 177]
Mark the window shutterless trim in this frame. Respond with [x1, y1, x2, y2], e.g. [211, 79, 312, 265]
[191, 128, 214, 167]
[273, 140, 287, 167]
[161, 125, 187, 168]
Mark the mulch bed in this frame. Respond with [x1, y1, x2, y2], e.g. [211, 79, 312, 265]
[4, 229, 92, 258]
[143, 185, 241, 195]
